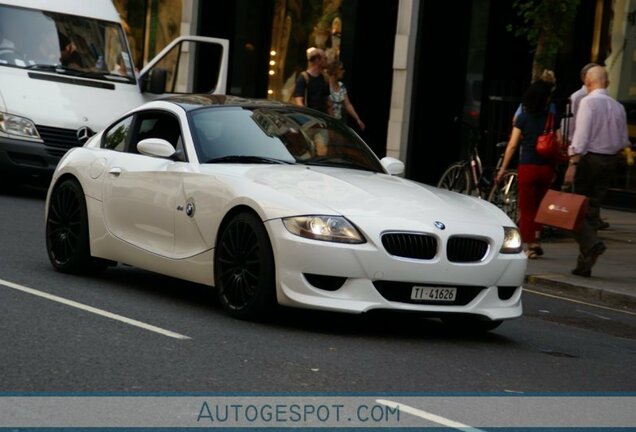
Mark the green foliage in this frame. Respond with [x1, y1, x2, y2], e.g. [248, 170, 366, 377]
[507, 0, 581, 80]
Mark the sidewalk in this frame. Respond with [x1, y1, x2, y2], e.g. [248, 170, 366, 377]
[524, 208, 636, 312]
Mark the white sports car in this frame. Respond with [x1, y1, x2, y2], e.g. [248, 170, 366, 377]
[45, 95, 526, 331]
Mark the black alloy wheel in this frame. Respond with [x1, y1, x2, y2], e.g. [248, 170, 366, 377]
[214, 211, 276, 319]
[46, 179, 107, 274]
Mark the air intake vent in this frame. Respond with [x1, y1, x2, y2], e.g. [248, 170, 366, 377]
[303, 273, 346, 291]
[447, 237, 489, 262]
[381, 233, 437, 259]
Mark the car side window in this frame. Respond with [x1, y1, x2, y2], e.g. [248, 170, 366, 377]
[133, 111, 185, 161]
[102, 116, 133, 152]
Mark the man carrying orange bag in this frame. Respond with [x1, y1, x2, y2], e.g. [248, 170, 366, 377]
[565, 65, 630, 277]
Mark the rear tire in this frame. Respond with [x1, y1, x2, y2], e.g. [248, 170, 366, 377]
[437, 163, 472, 194]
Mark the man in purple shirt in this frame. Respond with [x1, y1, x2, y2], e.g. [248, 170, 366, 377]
[566, 63, 610, 229]
[565, 65, 629, 277]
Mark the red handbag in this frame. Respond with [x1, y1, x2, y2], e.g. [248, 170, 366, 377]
[536, 112, 568, 163]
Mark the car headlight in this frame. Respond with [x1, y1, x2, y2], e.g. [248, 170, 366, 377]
[500, 226, 522, 254]
[282, 215, 365, 244]
[0, 112, 41, 140]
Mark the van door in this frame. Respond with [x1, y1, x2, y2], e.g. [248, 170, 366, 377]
[138, 35, 229, 98]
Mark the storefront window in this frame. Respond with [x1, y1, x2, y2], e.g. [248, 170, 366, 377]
[112, 0, 181, 71]
[605, 0, 636, 192]
[267, 0, 344, 101]
[112, 0, 145, 70]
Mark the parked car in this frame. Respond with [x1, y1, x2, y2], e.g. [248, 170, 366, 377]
[44, 95, 526, 332]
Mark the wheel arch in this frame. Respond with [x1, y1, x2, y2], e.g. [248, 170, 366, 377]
[215, 205, 263, 246]
[213, 204, 277, 277]
[45, 173, 83, 219]
[45, 174, 113, 274]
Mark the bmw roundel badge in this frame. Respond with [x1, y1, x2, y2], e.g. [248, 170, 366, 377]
[185, 202, 195, 217]
[434, 221, 445, 230]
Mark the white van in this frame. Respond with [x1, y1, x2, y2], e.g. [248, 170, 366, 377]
[0, 0, 228, 182]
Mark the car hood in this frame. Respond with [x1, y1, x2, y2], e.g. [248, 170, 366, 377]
[203, 165, 512, 226]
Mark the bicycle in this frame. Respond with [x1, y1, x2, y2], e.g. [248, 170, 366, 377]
[437, 121, 519, 224]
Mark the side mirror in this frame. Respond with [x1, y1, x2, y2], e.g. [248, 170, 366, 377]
[141, 68, 167, 93]
[380, 156, 405, 176]
[137, 138, 175, 158]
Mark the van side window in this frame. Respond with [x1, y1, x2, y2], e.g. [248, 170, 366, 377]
[102, 116, 133, 151]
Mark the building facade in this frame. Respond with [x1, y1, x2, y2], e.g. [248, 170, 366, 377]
[113, 0, 635, 210]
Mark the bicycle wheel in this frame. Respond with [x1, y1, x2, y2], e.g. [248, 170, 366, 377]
[488, 170, 519, 224]
[437, 162, 472, 194]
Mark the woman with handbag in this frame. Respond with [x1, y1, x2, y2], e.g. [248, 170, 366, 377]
[495, 80, 562, 259]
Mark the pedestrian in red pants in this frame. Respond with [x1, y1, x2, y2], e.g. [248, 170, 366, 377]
[496, 80, 561, 259]
[517, 164, 554, 251]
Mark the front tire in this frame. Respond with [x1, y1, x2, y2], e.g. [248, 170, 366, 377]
[46, 179, 108, 274]
[214, 211, 276, 320]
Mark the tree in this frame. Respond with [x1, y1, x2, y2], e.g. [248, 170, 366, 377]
[508, 0, 581, 81]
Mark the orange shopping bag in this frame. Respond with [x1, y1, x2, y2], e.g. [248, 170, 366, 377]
[534, 189, 589, 232]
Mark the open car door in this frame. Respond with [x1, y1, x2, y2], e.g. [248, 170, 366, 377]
[138, 35, 229, 97]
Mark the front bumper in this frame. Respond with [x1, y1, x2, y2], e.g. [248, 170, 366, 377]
[266, 219, 525, 321]
[0, 134, 61, 180]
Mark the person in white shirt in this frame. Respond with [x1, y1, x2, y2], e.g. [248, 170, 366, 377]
[565, 65, 629, 277]
[565, 63, 610, 229]
[568, 63, 598, 139]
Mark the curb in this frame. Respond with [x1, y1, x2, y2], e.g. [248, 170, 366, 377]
[524, 275, 636, 313]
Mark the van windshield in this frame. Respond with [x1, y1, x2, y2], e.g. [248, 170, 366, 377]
[0, 4, 135, 82]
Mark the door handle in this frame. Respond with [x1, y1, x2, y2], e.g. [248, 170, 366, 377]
[108, 167, 122, 176]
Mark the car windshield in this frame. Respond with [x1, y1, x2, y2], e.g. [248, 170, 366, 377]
[0, 4, 135, 82]
[189, 106, 385, 173]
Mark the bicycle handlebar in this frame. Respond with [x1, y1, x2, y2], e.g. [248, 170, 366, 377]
[453, 116, 480, 129]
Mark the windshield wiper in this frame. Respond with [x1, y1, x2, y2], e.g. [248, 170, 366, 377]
[205, 155, 295, 165]
[302, 157, 377, 172]
[26, 63, 95, 78]
[25, 63, 63, 72]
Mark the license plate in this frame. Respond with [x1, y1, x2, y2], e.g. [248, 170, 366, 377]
[411, 286, 457, 301]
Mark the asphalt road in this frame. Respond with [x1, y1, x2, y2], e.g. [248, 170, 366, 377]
[1, 185, 635, 393]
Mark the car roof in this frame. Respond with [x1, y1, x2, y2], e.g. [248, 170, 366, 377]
[159, 94, 293, 112]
